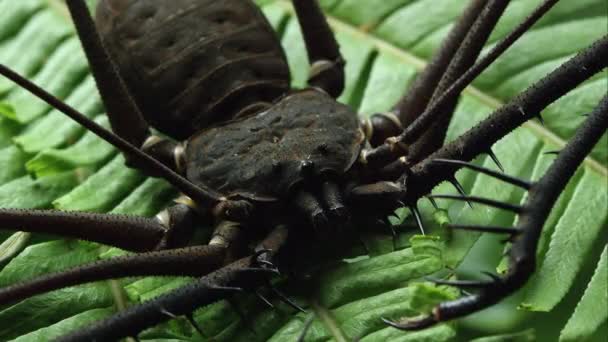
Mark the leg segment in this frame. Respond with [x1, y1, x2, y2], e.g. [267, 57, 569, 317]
[209, 220, 243, 248]
[321, 181, 349, 222]
[407, 0, 510, 163]
[348, 181, 404, 204]
[65, 0, 150, 164]
[361, 112, 403, 148]
[364, 0, 564, 167]
[56, 226, 289, 342]
[363, 0, 488, 149]
[400, 36, 608, 203]
[0, 64, 226, 209]
[140, 136, 186, 174]
[393, 0, 488, 128]
[0, 245, 227, 307]
[293, 190, 328, 231]
[292, 0, 345, 97]
[66, 0, 188, 173]
[0, 202, 201, 252]
[386, 96, 607, 329]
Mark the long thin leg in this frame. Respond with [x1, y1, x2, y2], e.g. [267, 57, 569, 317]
[365, 0, 488, 148]
[0, 63, 245, 213]
[366, 0, 488, 147]
[394, 0, 488, 128]
[0, 203, 199, 252]
[56, 226, 289, 342]
[65, 0, 189, 174]
[57, 259, 263, 342]
[408, 0, 510, 162]
[0, 245, 227, 306]
[292, 0, 345, 97]
[64, 1, 147, 154]
[364, 0, 563, 167]
[402, 36, 607, 203]
[385, 94, 608, 329]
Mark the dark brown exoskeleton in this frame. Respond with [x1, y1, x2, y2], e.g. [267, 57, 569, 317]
[0, 0, 606, 341]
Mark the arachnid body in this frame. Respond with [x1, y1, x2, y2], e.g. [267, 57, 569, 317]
[0, 0, 606, 341]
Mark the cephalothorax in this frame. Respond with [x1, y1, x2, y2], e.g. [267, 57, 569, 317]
[0, 0, 606, 341]
[184, 90, 363, 200]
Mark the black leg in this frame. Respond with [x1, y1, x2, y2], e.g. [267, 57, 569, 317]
[363, 0, 488, 148]
[56, 259, 257, 342]
[0, 202, 201, 252]
[0, 245, 227, 307]
[140, 136, 185, 174]
[0, 63, 239, 212]
[64, 1, 149, 161]
[385, 94, 607, 329]
[364, 0, 563, 167]
[55, 226, 289, 342]
[321, 181, 349, 223]
[292, 0, 345, 97]
[400, 36, 608, 203]
[293, 189, 329, 231]
[65, 0, 188, 174]
[407, 0, 510, 163]
[366, 0, 509, 161]
[393, 0, 488, 128]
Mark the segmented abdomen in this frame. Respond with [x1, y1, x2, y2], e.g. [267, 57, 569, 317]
[96, 0, 291, 139]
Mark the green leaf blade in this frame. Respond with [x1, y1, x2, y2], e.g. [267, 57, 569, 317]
[560, 246, 608, 341]
[523, 170, 608, 311]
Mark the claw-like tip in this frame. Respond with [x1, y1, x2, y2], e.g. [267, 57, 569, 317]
[269, 286, 307, 313]
[262, 267, 281, 276]
[253, 248, 273, 258]
[382, 314, 437, 330]
[255, 291, 275, 309]
[257, 260, 276, 269]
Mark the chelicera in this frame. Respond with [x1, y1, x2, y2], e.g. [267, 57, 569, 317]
[0, 0, 606, 341]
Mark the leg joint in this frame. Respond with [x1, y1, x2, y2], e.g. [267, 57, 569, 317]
[141, 135, 186, 174]
[308, 58, 345, 98]
[365, 112, 403, 147]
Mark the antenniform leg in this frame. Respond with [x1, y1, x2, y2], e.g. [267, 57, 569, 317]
[394, 0, 488, 128]
[402, 36, 608, 202]
[292, 0, 345, 97]
[364, 0, 563, 168]
[385, 95, 608, 329]
[407, 0, 509, 163]
[364, 0, 488, 147]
